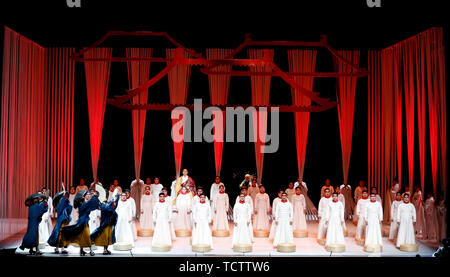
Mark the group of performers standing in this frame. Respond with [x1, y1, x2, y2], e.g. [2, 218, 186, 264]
[19, 170, 447, 255]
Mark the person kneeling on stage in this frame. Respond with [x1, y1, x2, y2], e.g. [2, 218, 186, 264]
[273, 192, 294, 247]
[48, 192, 72, 254]
[60, 190, 100, 256]
[90, 193, 120, 255]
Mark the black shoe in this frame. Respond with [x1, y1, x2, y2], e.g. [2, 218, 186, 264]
[89, 250, 95, 256]
[19, 245, 24, 251]
[35, 250, 43, 255]
[29, 249, 35, 255]
[61, 249, 68, 255]
[103, 249, 111, 255]
[54, 249, 60, 254]
[80, 249, 86, 256]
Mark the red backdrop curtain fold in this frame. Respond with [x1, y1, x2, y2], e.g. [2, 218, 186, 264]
[393, 47, 402, 189]
[248, 49, 273, 184]
[167, 49, 192, 177]
[126, 48, 153, 180]
[287, 50, 317, 182]
[84, 48, 113, 181]
[206, 49, 232, 176]
[334, 51, 360, 185]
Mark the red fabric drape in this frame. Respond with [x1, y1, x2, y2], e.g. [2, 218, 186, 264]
[248, 49, 273, 184]
[167, 49, 192, 177]
[287, 50, 317, 181]
[334, 51, 360, 185]
[393, 47, 402, 189]
[206, 49, 232, 176]
[84, 48, 113, 181]
[126, 48, 152, 180]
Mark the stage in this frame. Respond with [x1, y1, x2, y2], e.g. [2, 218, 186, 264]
[7, 221, 439, 257]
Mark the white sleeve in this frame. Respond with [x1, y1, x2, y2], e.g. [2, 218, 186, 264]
[289, 203, 294, 222]
[411, 205, 416, 222]
[318, 199, 324, 217]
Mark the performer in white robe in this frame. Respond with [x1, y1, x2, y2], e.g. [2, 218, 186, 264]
[320, 179, 334, 198]
[38, 207, 51, 246]
[253, 185, 271, 230]
[140, 185, 154, 230]
[115, 193, 134, 247]
[335, 186, 347, 232]
[285, 182, 295, 203]
[292, 187, 307, 231]
[317, 188, 332, 240]
[412, 188, 426, 238]
[174, 186, 192, 231]
[124, 190, 137, 241]
[107, 180, 122, 202]
[90, 178, 106, 203]
[370, 187, 382, 203]
[356, 190, 370, 240]
[192, 194, 213, 248]
[170, 176, 177, 201]
[273, 193, 294, 247]
[41, 188, 53, 232]
[325, 193, 345, 246]
[396, 193, 417, 247]
[130, 178, 144, 220]
[152, 193, 173, 246]
[161, 187, 176, 240]
[68, 186, 78, 225]
[248, 182, 259, 204]
[88, 208, 101, 233]
[235, 187, 254, 242]
[210, 176, 224, 209]
[232, 194, 252, 247]
[384, 178, 400, 222]
[436, 195, 447, 242]
[364, 193, 383, 247]
[294, 178, 318, 221]
[424, 193, 439, 242]
[269, 189, 283, 239]
[389, 192, 403, 240]
[151, 178, 163, 206]
[340, 183, 355, 220]
[193, 187, 209, 207]
[212, 185, 229, 231]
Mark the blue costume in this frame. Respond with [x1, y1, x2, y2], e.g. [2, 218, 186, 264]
[20, 201, 48, 249]
[90, 194, 120, 245]
[48, 197, 72, 247]
[61, 195, 99, 247]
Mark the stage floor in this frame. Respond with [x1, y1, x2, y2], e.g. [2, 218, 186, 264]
[9, 220, 439, 257]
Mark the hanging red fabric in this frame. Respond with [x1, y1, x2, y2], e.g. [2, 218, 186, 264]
[334, 50, 360, 185]
[206, 49, 232, 176]
[167, 48, 192, 177]
[84, 48, 113, 181]
[287, 50, 317, 181]
[126, 48, 152, 180]
[248, 49, 273, 184]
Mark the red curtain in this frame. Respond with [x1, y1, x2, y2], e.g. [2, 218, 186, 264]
[206, 49, 232, 176]
[334, 50, 360, 185]
[393, 47, 402, 189]
[84, 48, 113, 181]
[248, 49, 273, 184]
[167, 49, 192, 177]
[126, 48, 152, 180]
[287, 50, 317, 181]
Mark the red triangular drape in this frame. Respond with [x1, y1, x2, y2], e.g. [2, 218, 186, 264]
[84, 48, 113, 181]
[126, 48, 152, 180]
[334, 51, 360, 185]
[287, 50, 317, 181]
[167, 48, 192, 177]
[248, 49, 273, 184]
[206, 49, 232, 176]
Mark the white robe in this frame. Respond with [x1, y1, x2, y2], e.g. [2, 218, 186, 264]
[292, 194, 307, 231]
[174, 193, 192, 230]
[269, 198, 281, 239]
[212, 192, 229, 230]
[325, 200, 345, 245]
[338, 193, 347, 231]
[46, 197, 53, 232]
[128, 197, 137, 240]
[273, 201, 294, 246]
[317, 196, 332, 239]
[170, 180, 177, 201]
[235, 195, 254, 241]
[285, 188, 295, 203]
[152, 200, 173, 246]
[253, 193, 270, 230]
[389, 200, 402, 239]
[364, 201, 383, 246]
[356, 198, 370, 239]
[210, 182, 223, 208]
[140, 194, 154, 230]
[396, 202, 416, 247]
[232, 201, 252, 246]
[88, 209, 101, 233]
[68, 194, 78, 225]
[192, 202, 213, 248]
[150, 184, 163, 205]
[248, 186, 259, 203]
[38, 210, 50, 245]
[115, 200, 134, 246]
